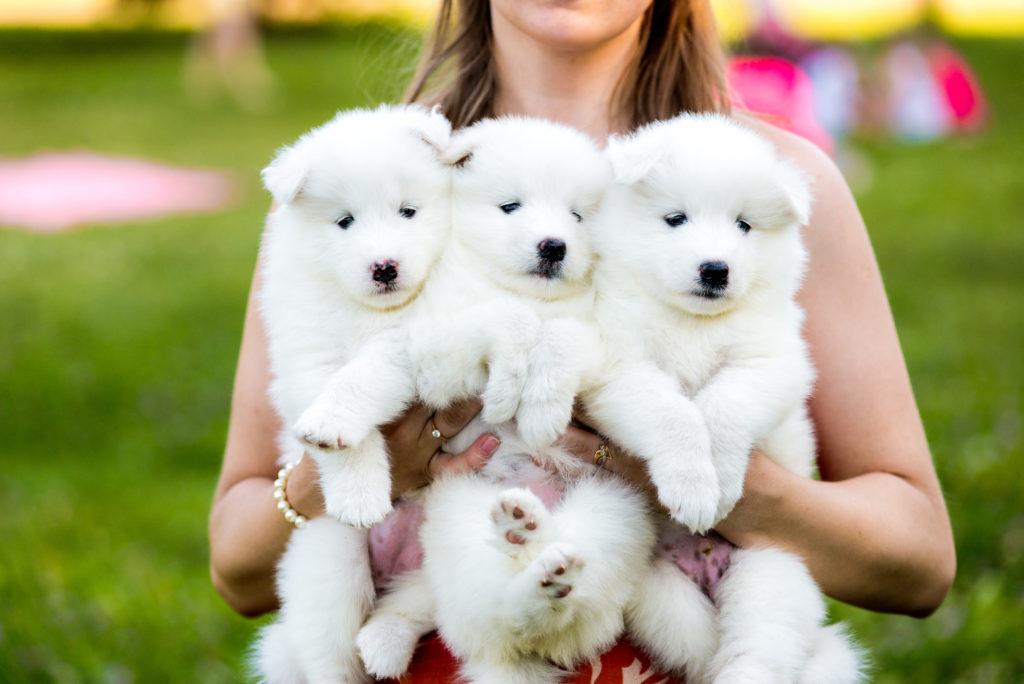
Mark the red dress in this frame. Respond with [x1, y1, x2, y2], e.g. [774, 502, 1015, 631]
[384, 634, 681, 683]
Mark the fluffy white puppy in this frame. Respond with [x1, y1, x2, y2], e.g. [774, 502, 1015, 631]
[254, 104, 451, 684]
[592, 113, 864, 683]
[356, 117, 658, 684]
[407, 116, 609, 454]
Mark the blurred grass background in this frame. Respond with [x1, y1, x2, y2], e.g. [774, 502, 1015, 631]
[0, 24, 1021, 683]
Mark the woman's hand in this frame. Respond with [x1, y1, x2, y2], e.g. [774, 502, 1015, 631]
[286, 398, 501, 520]
[559, 413, 662, 510]
[384, 398, 500, 498]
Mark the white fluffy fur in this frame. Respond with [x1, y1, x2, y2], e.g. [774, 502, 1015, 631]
[356, 117, 659, 684]
[590, 113, 863, 683]
[261, 104, 453, 527]
[257, 109, 865, 684]
[406, 116, 611, 457]
[255, 105, 452, 683]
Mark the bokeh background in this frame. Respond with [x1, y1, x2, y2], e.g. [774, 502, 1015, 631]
[1, 0, 1022, 681]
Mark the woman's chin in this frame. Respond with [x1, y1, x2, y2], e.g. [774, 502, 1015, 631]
[492, 0, 653, 54]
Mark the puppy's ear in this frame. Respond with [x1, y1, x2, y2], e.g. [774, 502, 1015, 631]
[605, 133, 663, 186]
[411, 105, 452, 156]
[440, 127, 478, 168]
[774, 159, 813, 227]
[261, 142, 307, 205]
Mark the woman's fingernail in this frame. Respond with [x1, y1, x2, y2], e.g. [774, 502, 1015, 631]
[481, 435, 500, 455]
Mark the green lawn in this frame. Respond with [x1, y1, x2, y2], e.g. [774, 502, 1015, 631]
[1, 26, 1022, 683]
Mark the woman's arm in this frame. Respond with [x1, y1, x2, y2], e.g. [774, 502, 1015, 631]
[713, 122, 955, 616]
[209, 258, 498, 617]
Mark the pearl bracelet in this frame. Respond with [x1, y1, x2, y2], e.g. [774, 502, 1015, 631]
[273, 457, 308, 529]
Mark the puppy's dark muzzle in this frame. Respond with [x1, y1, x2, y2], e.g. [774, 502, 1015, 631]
[696, 260, 728, 297]
[538, 238, 566, 263]
[371, 260, 399, 290]
[534, 238, 566, 279]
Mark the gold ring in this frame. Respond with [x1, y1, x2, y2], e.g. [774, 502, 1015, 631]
[429, 416, 451, 441]
[594, 443, 612, 468]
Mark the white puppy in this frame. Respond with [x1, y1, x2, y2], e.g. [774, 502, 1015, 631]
[591, 113, 864, 683]
[254, 104, 452, 684]
[356, 117, 658, 684]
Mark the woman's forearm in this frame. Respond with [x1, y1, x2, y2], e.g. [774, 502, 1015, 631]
[210, 439, 329, 617]
[715, 452, 956, 617]
[210, 476, 293, 616]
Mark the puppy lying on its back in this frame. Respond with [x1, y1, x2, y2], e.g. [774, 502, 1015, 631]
[255, 105, 451, 684]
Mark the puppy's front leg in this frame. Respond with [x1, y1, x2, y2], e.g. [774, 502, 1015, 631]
[311, 430, 393, 527]
[413, 300, 540, 417]
[516, 317, 603, 450]
[294, 329, 415, 451]
[583, 361, 719, 533]
[295, 331, 416, 526]
[694, 347, 813, 522]
[481, 302, 545, 425]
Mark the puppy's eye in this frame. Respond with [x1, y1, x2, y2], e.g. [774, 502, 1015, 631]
[336, 214, 355, 229]
[571, 210, 583, 223]
[499, 201, 521, 214]
[664, 213, 688, 228]
[736, 218, 752, 233]
[399, 205, 417, 219]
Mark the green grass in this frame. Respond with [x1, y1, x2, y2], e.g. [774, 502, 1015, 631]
[827, 39, 1024, 683]
[1, 26, 1022, 682]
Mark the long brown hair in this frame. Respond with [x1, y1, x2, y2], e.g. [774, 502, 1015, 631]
[404, 0, 730, 131]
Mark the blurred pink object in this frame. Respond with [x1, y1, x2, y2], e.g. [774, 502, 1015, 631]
[727, 55, 834, 154]
[0, 152, 235, 232]
[927, 42, 988, 133]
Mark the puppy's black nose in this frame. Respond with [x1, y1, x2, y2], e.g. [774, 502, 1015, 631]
[371, 260, 399, 284]
[537, 238, 567, 263]
[698, 261, 729, 289]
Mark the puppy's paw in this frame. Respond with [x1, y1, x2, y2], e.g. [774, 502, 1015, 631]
[481, 356, 529, 425]
[415, 368, 467, 411]
[293, 400, 372, 452]
[318, 440, 393, 527]
[491, 488, 551, 554]
[324, 486, 392, 528]
[528, 542, 584, 601]
[709, 442, 754, 525]
[482, 308, 542, 424]
[356, 616, 418, 679]
[649, 458, 721, 534]
[714, 476, 746, 525]
[515, 393, 574, 451]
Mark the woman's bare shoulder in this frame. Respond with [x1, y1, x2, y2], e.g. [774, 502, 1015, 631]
[733, 111, 845, 191]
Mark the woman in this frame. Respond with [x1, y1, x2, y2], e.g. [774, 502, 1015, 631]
[210, 0, 956, 679]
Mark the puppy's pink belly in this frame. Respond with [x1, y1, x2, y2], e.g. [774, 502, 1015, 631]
[656, 526, 734, 598]
[368, 500, 425, 588]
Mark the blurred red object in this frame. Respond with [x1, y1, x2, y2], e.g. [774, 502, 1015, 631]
[0, 152, 234, 232]
[927, 41, 989, 133]
[727, 55, 834, 154]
